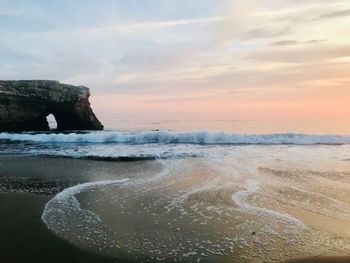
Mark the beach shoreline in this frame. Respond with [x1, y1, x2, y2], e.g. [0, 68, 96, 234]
[1, 151, 350, 262]
[0, 192, 133, 263]
[1, 191, 349, 263]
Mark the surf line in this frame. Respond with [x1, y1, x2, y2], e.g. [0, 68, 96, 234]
[232, 179, 306, 229]
[41, 178, 130, 225]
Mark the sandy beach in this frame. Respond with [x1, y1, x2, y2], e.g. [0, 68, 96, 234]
[0, 192, 132, 263]
[1, 146, 350, 262]
[284, 256, 350, 263]
[1, 191, 349, 263]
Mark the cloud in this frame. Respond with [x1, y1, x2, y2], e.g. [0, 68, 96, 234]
[241, 27, 291, 40]
[315, 9, 350, 20]
[271, 40, 299, 46]
[248, 45, 350, 63]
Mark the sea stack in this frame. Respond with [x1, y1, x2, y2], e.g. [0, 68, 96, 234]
[0, 80, 103, 132]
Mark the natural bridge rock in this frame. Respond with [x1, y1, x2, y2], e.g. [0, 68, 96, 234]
[0, 80, 103, 131]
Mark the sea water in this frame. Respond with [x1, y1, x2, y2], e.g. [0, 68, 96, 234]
[1, 119, 350, 262]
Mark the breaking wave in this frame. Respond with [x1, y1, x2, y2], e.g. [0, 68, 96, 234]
[1, 130, 350, 145]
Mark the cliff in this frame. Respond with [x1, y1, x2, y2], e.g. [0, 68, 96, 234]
[0, 80, 103, 132]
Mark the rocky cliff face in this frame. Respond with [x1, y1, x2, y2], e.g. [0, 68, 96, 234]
[0, 80, 103, 131]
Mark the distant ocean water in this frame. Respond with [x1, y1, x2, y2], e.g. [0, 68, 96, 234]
[101, 119, 350, 134]
[1, 119, 350, 159]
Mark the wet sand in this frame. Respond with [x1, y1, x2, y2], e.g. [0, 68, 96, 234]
[1, 193, 349, 263]
[1, 151, 350, 262]
[0, 155, 163, 262]
[284, 256, 350, 263]
[0, 192, 132, 263]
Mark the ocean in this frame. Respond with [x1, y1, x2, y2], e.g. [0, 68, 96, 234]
[1, 119, 350, 262]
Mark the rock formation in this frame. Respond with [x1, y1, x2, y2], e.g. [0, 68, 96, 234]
[0, 80, 103, 132]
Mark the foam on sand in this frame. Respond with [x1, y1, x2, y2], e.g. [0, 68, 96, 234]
[42, 178, 129, 223]
[232, 180, 306, 228]
[41, 178, 129, 249]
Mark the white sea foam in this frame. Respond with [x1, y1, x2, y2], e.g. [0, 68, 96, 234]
[232, 180, 306, 228]
[41, 178, 129, 243]
[1, 130, 350, 145]
[42, 178, 129, 223]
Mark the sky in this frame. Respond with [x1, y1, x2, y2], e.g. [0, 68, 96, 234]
[1, 0, 350, 121]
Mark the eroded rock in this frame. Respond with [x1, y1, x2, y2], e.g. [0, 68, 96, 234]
[0, 80, 103, 131]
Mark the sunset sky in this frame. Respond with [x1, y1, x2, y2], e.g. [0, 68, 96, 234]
[1, 0, 350, 120]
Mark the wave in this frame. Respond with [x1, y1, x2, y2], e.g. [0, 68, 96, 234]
[1, 131, 350, 145]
